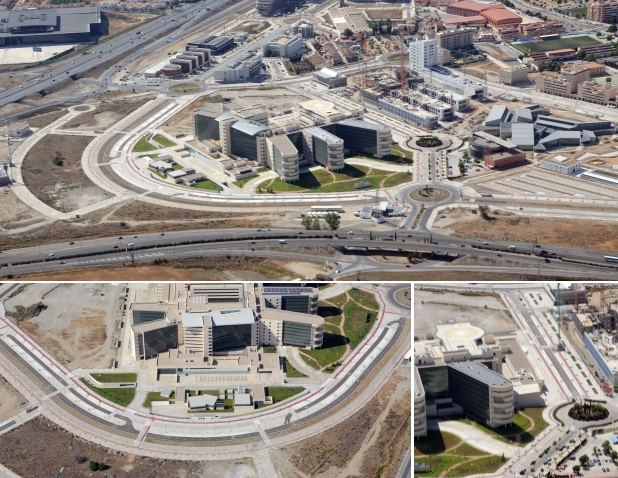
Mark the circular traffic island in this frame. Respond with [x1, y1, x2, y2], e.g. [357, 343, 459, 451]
[568, 402, 610, 422]
[409, 187, 452, 203]
[415, 135, 443, 148]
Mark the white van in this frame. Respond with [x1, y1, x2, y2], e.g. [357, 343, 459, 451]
[508, 245, 517, 251]
[279, 239, 287, 244]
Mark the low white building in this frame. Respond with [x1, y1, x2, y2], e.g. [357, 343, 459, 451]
[262, 34, 304, 60]
[539, 155, 582, 174]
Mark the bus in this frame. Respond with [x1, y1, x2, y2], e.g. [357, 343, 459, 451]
[604, 256, 618, 263]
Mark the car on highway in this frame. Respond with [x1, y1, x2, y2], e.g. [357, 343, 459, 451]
[133, 235, 138, 238]
[118, 236, 123, 239]
[59, 261, 66, 264]
[347, 231, 354, 235]
[128, 243, 135, 247]
[160, 233, 165, 236]
[297, 231, 303, 234]
[48, 253, 55, 256]
[69, 241, 74, 245]
[112, 245, 118, 249]
[250, 241, 256, 244]
[335, 269, 340, 273]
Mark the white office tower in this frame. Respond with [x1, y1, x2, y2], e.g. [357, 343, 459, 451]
[409, 38, 438, 75]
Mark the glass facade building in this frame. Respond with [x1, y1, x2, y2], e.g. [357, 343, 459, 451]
[195, 113, 220, 141]
[132, 309, 166, 325]
[417, 366, 450, 399]
[230, 128, 258, 161]
[282, 320, 313, 347]
[447, 366, 490, 423]
[138, 325, 179, 360]
[212, 324, 253, 352]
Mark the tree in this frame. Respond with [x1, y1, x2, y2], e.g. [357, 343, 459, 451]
[597, 31, 604, 37]
[609, 24, 618, 33]
[52, 156, 63, 166]
[573, 465, 581, 474]
[312, 217, 321, 230]
[607, 77, 613, 83]
[611, 451, 618, 461]
[89, 461, 99, 471]
[518, 54, 524, 60]
[577, 49, 586, 59]
[478, 204, 491, 220]
[301, 215, 313, 230]
[324, 212, 340, 230]
[594, 446, 598, 456]
[343, 28, 353, 37]
[458, 159, 465, 175]
[608, 35, 614, 41]
[579, 455, 589, 467]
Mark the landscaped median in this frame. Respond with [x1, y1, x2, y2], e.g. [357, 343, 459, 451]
[79, 378, 136, 407]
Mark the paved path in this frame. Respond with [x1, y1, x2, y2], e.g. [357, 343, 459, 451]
[427, 420, 521, 458]
[285, 346, 328, 381]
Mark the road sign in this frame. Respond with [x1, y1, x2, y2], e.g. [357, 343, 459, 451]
[33, 47, 42, 52]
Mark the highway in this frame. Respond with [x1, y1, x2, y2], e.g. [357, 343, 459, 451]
[0, 284, 411, 455]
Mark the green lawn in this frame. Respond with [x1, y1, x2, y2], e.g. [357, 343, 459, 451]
[512, 35, 601, 53]
[233, 177, 254, 188]
[327, 293, 348, 308]
[133, 136, 158, 153]
[414, 456, 467, 476]
[383, 171, 413, 188]
[80, 379, 135, 407]
[148, 168, 166, 179]
[521, 407, 548, 437]
[300, 333, 347, 369]
[324, 323, 340, 334]
[415, 430, 462, 456]
[152, 134, 176, 148]
[193, 179, 223, 192]
[332, 164, 369, 181]
[513, 413, 531, 430]
[343, 300, 377, 349]
[256, 166, 270, 173]
[90, 373, 137, 383]
[347, 288, 379, 310]
[266, 386, 304, 403]
[169, 83, 200, 94]
[445, 456, 505, 477]
[284, 358, 307, 378]
[566, 7, 587, 17]
[262, 345, 278, 354]
[318, 303, 343, 325]
[143, 391, 175, 408]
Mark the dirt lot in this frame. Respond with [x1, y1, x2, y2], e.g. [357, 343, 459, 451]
[8, 255, 329, 281]
[364, 8, 403, 20]
[352, 270, 583, 280]
[0, 103, 34, 118]
[64, 96, 151, 131]
[0, 416, 258, 478]
[0, 215, 274, 250]
[101, 11, 157, 37]
[280, 367, 410, 478]
[415, 288, 513, 337]
[230, 20, 271, 35]
[109, 200, 272, 221]
[159, 94, 219, 137]
[0, 375, 27, 422]
[3, 283, 121, 369]
[24, 108, 67, 128]
[21, 134, 111, 212]
[434, 207, 618, 253]
[0, 190, 46, 231]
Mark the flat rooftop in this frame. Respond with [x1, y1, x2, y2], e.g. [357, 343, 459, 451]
[210, 308, 255, 326]
[449, 360, 511, 386]
[435, 322, 484, 355]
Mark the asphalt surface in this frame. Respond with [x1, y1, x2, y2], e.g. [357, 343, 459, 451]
[0, 0, 233, 114]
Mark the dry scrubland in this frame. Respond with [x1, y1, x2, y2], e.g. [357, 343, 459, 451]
[0, 416, 258, 478]
[434, 208, 618, 253]
[21, 134, 111, 212]
[64, 96, 151, 131]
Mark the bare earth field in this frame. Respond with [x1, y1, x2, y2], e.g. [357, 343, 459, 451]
[8, 256, 328, 281]
[352, 271, 582, 280]
[434, 207, 618, 253]
[0, 416, 258, 478]
[280, 367, 411, 478]
[364, 8, 404, 20]
[24, 108, 66, 128]
[0, 375, 27, 422]
[0, 189, 46, 231]
[230, 20, 271, 34]
[3, 283, 121, 369]
[21, 134, 111, 212]
[64, 96, 151, 131]
[102, 11, 158, 37]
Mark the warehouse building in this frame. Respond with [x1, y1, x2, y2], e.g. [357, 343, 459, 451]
[0, 6, 102, 46]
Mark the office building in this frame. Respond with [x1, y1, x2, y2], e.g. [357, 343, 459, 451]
[303, 127, 344, 171]
[0, 6, 102, 46]
[588, 0, 618, 22]
[322, 119, 392, 158]
[262, 34, 304, 59]
[261, 286, 319, 314]
[484, 149, 527, 169]
[539, 155, 583, 174]
[187, 35, 234, 55]
[378, 96, 439, 128]
[409, 38, 439, 75]
[214, 52, 262, 83]
[500, 66, 529, 85]
[256, 0, 294, 16]
[258, 308, 324, 349]
[414, 367, 427, 438]
[448, 361, 514, 428]
[436, 28, 474, 51]
[421, 67, 487, 98]
[222, 118, 270, 163]
[313, 67, 348, 88]
[265, 135, 300, 182]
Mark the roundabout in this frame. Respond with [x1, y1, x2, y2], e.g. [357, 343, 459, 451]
[408, 186, 452, 203]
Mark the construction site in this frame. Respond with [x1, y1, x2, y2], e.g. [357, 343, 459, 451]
[556, 284, 618, 395]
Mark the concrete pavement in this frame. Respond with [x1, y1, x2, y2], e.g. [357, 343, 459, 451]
[427, 420, 521, 457]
